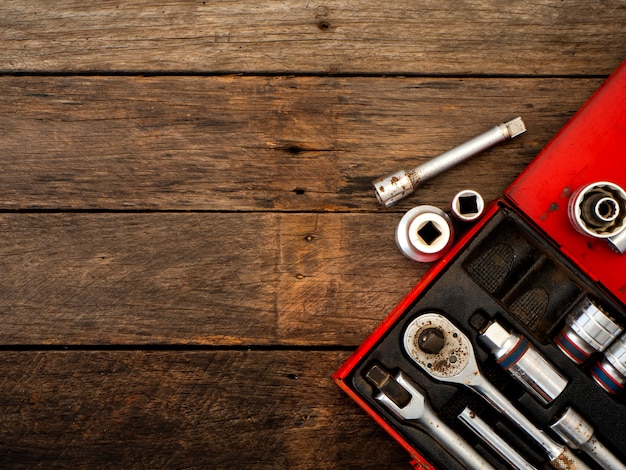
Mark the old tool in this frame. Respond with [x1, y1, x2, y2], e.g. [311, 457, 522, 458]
[365, 363, 495, 470]
[479, 319, 568, 405]
[451, 189, 485, 222]
[550, 407, 625, 470]
[591, 332, 626, 395]
[403, 312, 591, 470]
[395, 205, 454, 262]
[555, 298, 623, 365]
[459, 407, 538, 470]
[568, 181, 626, 254]
[568, 182, 626, 239]
[372, 117, 526, 208]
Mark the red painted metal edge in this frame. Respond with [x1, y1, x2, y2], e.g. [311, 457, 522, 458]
[333, 202, 501, 469]
[505, 59, 626, 306]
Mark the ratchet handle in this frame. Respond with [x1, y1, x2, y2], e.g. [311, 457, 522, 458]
[549, 447, 591, 470]
[425, 413, 495, 470]
[472, 377, 564, 459]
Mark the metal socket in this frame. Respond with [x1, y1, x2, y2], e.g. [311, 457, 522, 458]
[569, 181, 626, 239]
[591, 333, 626, 395]
[395, 205, 454, 262]
[480, 320, 568, 405]
[550, 407, 626, 470]
[451, 189, 485, 222]
[554, 298, 623, 364]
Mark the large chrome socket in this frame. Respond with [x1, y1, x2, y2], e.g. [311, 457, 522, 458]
[569, 182, 626, 254]
[591, 333, 626, 395]
[554, 298, 623, 365]
[480, 320, 568, 405]
[395, 206, 454, 262]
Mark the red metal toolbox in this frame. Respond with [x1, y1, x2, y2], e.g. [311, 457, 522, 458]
[334, 60, 626, 470]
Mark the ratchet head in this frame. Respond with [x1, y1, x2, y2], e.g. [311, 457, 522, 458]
[403, 312, 481, 386]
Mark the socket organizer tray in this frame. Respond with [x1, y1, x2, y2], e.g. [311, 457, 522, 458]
[334, 59, 626, 470]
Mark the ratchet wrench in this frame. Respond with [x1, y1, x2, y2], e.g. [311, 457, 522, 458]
[365, 363, 495, 470]
[403, 312, 590, 470]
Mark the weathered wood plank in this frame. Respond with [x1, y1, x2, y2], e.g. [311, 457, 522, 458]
[0, 350, 407, 469]
[0, 76, 603, 211]
[0, 212, 424, 345]
[0, 1, 624, 75]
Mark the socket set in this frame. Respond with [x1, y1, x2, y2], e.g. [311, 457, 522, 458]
[334, 60, 626, 470]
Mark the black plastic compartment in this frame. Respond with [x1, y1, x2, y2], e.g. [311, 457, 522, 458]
[346, 204, 626, 470]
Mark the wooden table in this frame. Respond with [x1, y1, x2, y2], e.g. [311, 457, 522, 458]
[0, 2, 624, 468]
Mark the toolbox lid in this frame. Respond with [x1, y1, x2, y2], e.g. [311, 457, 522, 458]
[505, 60, 626, 306]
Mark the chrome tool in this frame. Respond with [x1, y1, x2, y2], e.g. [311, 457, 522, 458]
[365, 363, 495, 470]
[480, 319, 568, 405]
[403, 312, 590, 470]
[568, 182, 626, 240]
[395, 205, 454, 262]
[372, 117, 526, 208]
[555, 298, 623, 365]
[451, 189, 485, 222]
[591, 332, 626, 395]
[550, 407, 625, 470]
[459, 407, 538, 470]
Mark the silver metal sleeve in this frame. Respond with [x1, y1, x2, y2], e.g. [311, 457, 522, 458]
[376, 373, 496, 470]
[372, 117, 526, 207]
[409, 120, 516, 187]
[459, 407, 537, 470]
[551, 407, 626, 470]
[480, 322, 568, 405]
[505, 344, 568, 404]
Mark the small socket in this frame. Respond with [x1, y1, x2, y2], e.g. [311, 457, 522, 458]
[451, 190, 485, 222]
[550, 407, 625, 470]
[396, 206, 454, 262]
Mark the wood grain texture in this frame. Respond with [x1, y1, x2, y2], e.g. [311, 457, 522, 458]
[2, 1, 624, 467]
[0, 76, 602, 211]
[0, 212, 424, 345]
[0, 0, 624, 75]
[0, 350, 409, 469]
